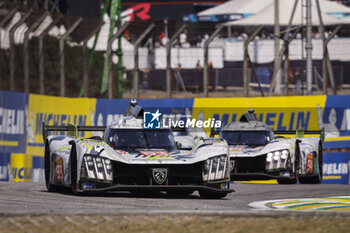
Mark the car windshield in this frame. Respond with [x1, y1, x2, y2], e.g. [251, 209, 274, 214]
[221, 131, 269, 146]
[106, 129, 175, 150]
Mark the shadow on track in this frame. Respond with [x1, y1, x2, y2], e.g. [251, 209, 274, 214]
[39, 189, 203, 199]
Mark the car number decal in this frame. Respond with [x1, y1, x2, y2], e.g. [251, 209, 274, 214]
[56, 156, 64, 182]
[229, 147, 244, 152]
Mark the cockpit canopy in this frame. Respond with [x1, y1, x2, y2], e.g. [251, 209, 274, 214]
[220, 130, 272, 146]
[104, 128, 175, 150]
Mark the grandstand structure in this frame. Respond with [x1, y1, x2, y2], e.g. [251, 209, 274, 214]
[1, 0, 350, 99]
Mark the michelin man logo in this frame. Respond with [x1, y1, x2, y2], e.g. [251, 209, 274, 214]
[143, 109, 162, 129]
[317, 105, 340, 138]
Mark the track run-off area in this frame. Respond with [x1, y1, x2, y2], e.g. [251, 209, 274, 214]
[1, 182, 350, 215]
[1, 182, 350, 232]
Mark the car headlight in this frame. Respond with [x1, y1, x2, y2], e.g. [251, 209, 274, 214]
[266, 152, 273, 162]
[202, 155, 228, 181]
[95, 157, 102, 163]
[82, 155, 113, 181]
[266, 149, 290, 170]
[281, 150, 288, 160]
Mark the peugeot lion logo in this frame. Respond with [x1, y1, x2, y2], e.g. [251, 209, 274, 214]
[152, 168, 168, 184]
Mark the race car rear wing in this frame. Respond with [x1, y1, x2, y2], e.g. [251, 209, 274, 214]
[210, 129, 322, 135]
[210, 128, 325, 143]
[42, 123, 188, 140]
[274, 130, 322, 135]
[42, 122, 106, 142]
[276, 128, 325, 143]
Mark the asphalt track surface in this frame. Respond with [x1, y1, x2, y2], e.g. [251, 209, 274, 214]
[1, 182, 350, 216]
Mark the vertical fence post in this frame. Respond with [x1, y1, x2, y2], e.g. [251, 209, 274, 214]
[268, 27, 301, 96]
[0, 7, 18, 90]
[243, 25, 263, 97]
[315, 0, 328, 94]
[81, 21, 104, 97]
[268, 0, 299, 96]
[44, 0, 49, 10]
[0, 7, 18, 28]
[24, 12, 49, 93]
[324, 25, 342, 95]
[133, 23, 155, 99]
[59, 17, 82, 97]
[107, 22, 129, 99]
[9, 9, 33, 92]
[166, 24, 186, 99]
[203, 24, 223, 97]
[38, 15, 62, 95]
[283, 47, 290, 95]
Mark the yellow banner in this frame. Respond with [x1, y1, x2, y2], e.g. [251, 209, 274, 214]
[193, 96, 327, 135]
[10, 154, 32, 182]
[27, 94, 96, 156]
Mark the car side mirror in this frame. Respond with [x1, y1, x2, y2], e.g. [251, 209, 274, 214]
[176, 141, 193, 150]
[176, 141, 182, 149]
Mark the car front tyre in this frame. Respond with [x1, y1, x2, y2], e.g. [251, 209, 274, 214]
[45, 141, 63, 192]
[69, 143, 79, 194]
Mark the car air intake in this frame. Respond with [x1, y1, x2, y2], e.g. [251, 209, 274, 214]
[113, 162, 202, 185]
[232, 155, 266, 173]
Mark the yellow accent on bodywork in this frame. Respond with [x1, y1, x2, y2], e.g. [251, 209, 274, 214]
[239, 180, 278, 184]
[323, 176, 342, 179]
[58, 146, 71, 152]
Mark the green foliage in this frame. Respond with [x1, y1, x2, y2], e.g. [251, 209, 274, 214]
[0, 36, 116, 98]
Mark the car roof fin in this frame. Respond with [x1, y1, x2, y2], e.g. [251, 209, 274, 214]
[296, 128, 305, 138]
[125, 99, 144, 119]
[67, 123, 78, 137]
[239, 109, 258, 122]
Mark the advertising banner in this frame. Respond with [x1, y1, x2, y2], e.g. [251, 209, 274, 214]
[192, 96, 327, 136]
[0, 153, 10, 181]
[0, 91, 28, 154]
[94, 98, 194, 126]
[32, 156, 44, 182]
[0, 90, 349, 184]
[27, 94, 96, 156]
[322, 95, 350, 149]
[322, 95, 350, 137]
[322, 152, 350, 184]
[10, 153, 32, 182]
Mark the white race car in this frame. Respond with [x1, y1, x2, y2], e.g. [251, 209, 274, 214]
[43, 106, 233, 198]
[219, 110, 324, 184]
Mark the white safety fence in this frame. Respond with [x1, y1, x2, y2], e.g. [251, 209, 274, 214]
[154, 47, 224, 69]
[2, 10, 350, 70]
[225, 37, 350, 63]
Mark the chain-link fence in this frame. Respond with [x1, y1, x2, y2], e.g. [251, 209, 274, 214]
[0, 1, 349, 99]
